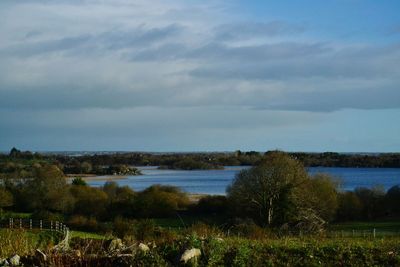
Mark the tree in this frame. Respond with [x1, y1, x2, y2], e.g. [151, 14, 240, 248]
[355, 186, 385, 220]
[70, 185, 108, 218]
[133, 185, 189, 218]
[103, 182, 136, 219]
[0, 187, 13, 210]
[337, 191, 363, 221]
[306, 173, 339, 222]
[227, 151, 309, 227]
[385, 185, 400, 215]
[9, 147, 21, 157]
[25, 164, 74, 213]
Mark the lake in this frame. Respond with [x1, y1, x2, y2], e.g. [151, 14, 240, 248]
[87, 166, 400, 195]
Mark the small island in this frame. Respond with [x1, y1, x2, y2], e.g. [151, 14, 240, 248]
[158, 158, 223, 170]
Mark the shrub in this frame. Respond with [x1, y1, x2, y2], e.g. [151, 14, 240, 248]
[113, 217, 135, 238]
[31, 210, 64, 222]
[229, 220, 268, 239]
[68, 215, 99, 232]
[186, 222, 224, 238]
[192, 195, 228, 215]
[70, 185, 108, 218]
[133, 185, 189, 218]
[71, 177, 87, 186]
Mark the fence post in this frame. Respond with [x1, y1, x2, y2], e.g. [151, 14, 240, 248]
[40, 220, 43, 230]
[373, 228, 376, 238]
[9, 218, 13, 229]
[19, 218, 22, 229]
[51, 221, 53, 231]
[352, 230, 355, 237]
[30, 219, 32, 230]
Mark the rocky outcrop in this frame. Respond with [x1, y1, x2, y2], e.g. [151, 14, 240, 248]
[180, 248, 201, 264]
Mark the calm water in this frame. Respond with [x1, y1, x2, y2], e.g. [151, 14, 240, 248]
[87, 166, 400, 195]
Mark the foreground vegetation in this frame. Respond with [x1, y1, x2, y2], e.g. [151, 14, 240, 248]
[0, 229, 61, 259]
[1, 226, 400, 266]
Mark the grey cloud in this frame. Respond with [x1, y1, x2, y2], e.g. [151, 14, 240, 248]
[0, 86, 172, 110]
[129, 42, 329, 63]
[189, 44, 400, 80]
[131, 43, 187, 61]
[267, 83, 400, 112]
[97, 24, 182, 50]
[0, 0, 399, 114]
[187, 42, 328, 62]
[0, 106, 320, 151]
[1, 35, 91, 57]
[214, 21, 306, 41]
[1, 24, 182, 58]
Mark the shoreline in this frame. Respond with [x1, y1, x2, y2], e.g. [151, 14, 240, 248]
[66, 174, 128, 181]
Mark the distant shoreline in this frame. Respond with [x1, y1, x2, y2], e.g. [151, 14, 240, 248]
[66, 174, 128, 181]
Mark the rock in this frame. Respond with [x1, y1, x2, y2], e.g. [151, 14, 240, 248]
[72, 249, 82, 258]
[35, 249, 47, 262]
[138, 243, 149, 252]
[0, 258, 9, 266]
[8, 255, 20, 266]
[108, 238, 124, 252]
[117, 254, 134, 258]
[180, 248, 201, 264]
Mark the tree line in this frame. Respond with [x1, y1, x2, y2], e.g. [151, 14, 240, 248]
[2, 148, 400, 175]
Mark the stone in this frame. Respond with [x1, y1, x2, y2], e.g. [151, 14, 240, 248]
[72, 249, 82, 258]
[138, 243, 149, 252]
[0, 258, 9, 266]
[108, 238, 124, 252]
[8, 255, 19, 266]
[180, 248, 201, 264]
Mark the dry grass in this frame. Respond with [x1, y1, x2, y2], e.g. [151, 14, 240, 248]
[0, 229, 61, 258]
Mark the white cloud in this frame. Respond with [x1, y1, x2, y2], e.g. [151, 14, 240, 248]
[0, 0, 399, 151]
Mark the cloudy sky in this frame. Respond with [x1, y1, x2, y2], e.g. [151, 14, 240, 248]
[1, 0, 399, 152]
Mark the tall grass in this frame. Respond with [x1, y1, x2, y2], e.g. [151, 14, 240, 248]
[0, 229, 61, 258]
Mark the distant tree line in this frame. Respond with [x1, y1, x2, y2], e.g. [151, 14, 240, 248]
[2, 148, 400, 175]
[47, 150, 400, 169]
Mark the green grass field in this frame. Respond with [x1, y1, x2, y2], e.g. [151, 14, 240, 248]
[330, 221, 400, 232]
[70, 230, 106, 240]
[154, 214, 227, 229]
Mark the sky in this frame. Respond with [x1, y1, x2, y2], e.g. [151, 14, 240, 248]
[0, 0, 399, 152]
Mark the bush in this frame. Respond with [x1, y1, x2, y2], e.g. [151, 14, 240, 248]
[68, 215, 100, 232]
[71, 177, 87, 186]
[70, 185, 108, 218]
[191, 195, 228, 215]
[229, 219, 269, 239]
[135, 219, 158, 241]
[186, 222, 224, 238]
[31, 210, 64, 222]
[113, 217, 135, 238]
[133, 185, 189, 218]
